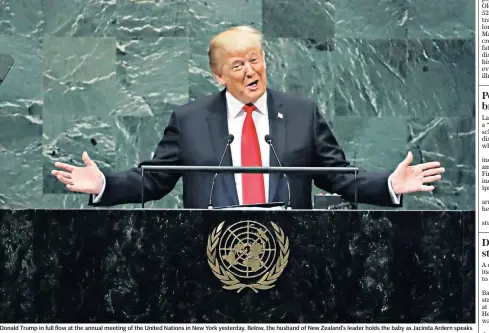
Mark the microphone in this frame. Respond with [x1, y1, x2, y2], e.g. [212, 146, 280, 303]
[0, 54, 14, 87]
[264, 134, 291, 210]
[208, 134, 234, 209]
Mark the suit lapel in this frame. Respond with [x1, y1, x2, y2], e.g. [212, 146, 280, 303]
[266, 90, 286, 203]
[206, 90, 239, 206]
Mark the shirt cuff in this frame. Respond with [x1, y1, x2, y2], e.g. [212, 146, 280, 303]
[91, 174, 106, 204]
[388, 174, 401, 205]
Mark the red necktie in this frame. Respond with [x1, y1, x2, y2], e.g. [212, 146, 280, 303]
[241, 104, 266, 204]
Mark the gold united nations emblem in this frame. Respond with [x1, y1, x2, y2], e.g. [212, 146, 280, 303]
[206, 220, 289, 293]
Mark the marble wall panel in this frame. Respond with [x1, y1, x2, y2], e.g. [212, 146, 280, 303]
[188, 0, 262, 38]
[406, 39, 475, 118]
[0, 36, 42, 113]
[0, 37, 43, 208]
[404, 117, 475, 210]
[408, 0, 475, 39]
[332, 38, 409, 117]
[113, 114, 183, 208]
[189, 37, 221, 101]
[42, 37, 116, 193]
[334, 0, 408, 39]
[116, 0, 189, 37]
[115, 37, 189, 116]
[264, 38, 334, 120]
[41, 0, 116, 37]
[0, 0, 43, 38]
[0, 115, 43, 209]
[262, 0, 334, 39]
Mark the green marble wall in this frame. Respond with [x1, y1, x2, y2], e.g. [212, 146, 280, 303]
[0, 0, 475, 210]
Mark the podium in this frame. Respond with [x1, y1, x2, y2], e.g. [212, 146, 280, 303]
[139, 165, 361, 209]
[0, 209, 474, 323]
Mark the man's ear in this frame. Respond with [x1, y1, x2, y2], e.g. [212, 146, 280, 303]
[262, 50, 266, 68]
[213, 70, 226, 86]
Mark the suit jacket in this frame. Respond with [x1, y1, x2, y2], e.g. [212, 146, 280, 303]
[91, 88, 401, 209]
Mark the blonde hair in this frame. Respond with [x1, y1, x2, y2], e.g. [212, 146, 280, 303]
[208, 26, 263, 73]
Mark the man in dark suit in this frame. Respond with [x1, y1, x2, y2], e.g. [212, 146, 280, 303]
[51, 26, 445, 209]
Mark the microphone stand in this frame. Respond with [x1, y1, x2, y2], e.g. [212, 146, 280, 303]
[208, 135, 234, 209]
[265, 135, 292, 210]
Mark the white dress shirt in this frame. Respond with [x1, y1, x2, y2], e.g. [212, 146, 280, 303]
[94, 91, 400, 205]
[226, 91, 270, 204]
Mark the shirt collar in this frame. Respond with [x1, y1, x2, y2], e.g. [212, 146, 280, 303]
[226, 90, 268, 119]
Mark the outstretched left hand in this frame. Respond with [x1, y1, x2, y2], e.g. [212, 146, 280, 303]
[391, 151, 445, 195]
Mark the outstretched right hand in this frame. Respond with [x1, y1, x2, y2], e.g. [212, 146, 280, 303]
[51, 151, 105, 195]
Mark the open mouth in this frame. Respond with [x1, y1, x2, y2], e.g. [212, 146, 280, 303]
[247, 80, 259, 89]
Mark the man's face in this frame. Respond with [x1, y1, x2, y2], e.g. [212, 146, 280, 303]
[213, 47, 267, 104]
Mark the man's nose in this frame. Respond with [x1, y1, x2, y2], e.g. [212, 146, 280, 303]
[244, 62, 255, 76]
